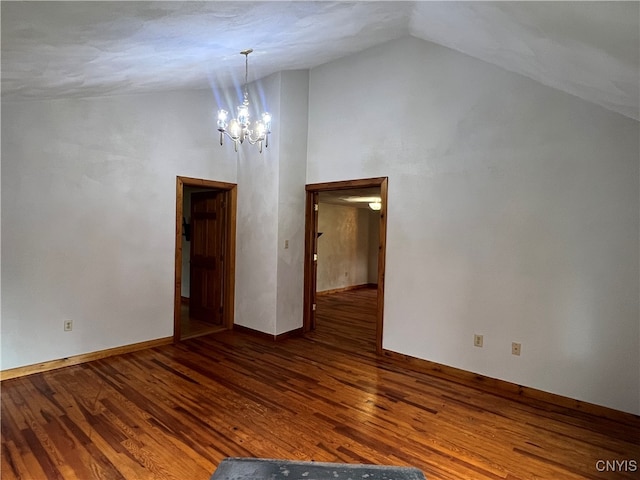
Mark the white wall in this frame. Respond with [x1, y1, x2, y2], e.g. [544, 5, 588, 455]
[234, 70, 308, 336]
[317, 204, 371, 292]
[1, 89, 237, 370]
[307, 37, 640, 414]
[2, 70, 307, 367]
[276, 71, 308, 335]
[3, 33, 637, 415]
[234, 73, 281, 334]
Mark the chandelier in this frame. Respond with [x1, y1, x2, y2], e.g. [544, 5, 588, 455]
[217, 49, 272, 153]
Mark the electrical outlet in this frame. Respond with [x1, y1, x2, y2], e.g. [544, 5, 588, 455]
[474, 334, 483, 348]
[512, 342, 521, 356]
[64, 320, 73, 332]
[284, 240, 289, 249]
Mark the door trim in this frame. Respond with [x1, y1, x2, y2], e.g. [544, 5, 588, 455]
[303, 177, 388, 354]
[174, 176, 237, 342]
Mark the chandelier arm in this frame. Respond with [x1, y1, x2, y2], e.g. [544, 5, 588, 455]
[245, 131, 270, 145]
[245, 136, 265, 153]
[245, 136, 261, 145]
[220, 129, 269, 149]
[219, 130, 237, 141]
[219, 130, 245, 152]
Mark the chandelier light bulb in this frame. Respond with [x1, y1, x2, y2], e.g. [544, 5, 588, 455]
[217, 109, 229, 129]
[254, 121, 266, 139]
[237, 104, 250, 127]
[262, 112, 272, 129]
[228, 119, 241, 140]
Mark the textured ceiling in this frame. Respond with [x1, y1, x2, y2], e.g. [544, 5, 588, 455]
[2, 1, 638, 120]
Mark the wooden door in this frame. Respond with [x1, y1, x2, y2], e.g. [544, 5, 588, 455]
[189, 191, 226, 324]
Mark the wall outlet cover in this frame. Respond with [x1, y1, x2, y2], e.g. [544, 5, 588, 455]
[512, 342, 521, 356]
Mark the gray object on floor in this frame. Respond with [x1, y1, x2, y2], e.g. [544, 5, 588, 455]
[210, 457, 426, 480]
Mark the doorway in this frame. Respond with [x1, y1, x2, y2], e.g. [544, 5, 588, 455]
[174, 176, 237, 341]
[303, 177, 388, 354]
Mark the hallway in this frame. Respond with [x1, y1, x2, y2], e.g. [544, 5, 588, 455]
[308, 286, 378, 353]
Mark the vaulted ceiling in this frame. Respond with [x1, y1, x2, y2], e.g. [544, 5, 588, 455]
[2, 1, 638, 120]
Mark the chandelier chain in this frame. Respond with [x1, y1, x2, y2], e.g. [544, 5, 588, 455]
[244, 52, 249, 99]
[241, 48, 253, 102]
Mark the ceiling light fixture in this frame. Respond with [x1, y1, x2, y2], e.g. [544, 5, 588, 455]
[340, 195, 382, 210]
[217, 49, 272, 153]
[342, 196, 381, 204]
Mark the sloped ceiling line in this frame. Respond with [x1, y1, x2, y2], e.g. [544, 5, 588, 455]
[1, 1, 638, 120]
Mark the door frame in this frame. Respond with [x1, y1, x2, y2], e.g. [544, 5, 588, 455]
[174, 176, 237, 342]
[303, 177, 388, 354]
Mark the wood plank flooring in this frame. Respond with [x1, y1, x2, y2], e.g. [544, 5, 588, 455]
[180, 303, 225, 340]
[2, 289, 639, 480]
[310, 287, 377, 353]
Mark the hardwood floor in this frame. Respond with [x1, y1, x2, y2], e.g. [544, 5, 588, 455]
[2, 290, 639, 479]
[180, 302, 225, 340]
[309, 287, 378, 353]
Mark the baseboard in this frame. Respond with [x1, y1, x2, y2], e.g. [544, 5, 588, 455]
[0, 337, 174, 381]
[317, 283, 377, 296]
[382, 349, 639, 423]
[233, 324, 304, 341]
[276, 327, 304, 341]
